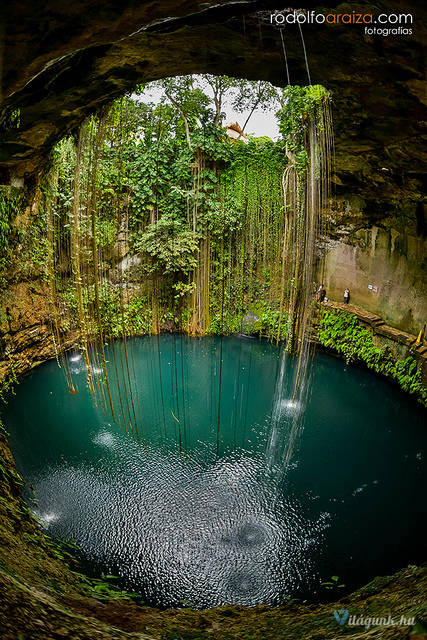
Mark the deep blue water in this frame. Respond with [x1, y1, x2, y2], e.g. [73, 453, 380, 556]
[3, 335, 426, 608]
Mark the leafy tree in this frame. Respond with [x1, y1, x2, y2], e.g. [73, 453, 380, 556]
[153, 76, 211, 149]
[232, 80, 280, 135]
[200, 75, 240, 126]
[134, 216, 200, 275]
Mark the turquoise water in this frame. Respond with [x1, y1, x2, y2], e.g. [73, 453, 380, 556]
[3, 335, 427, 608]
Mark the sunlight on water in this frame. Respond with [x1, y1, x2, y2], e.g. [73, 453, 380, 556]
[35, 510, 61, 528]
[33, 444, 327, 607]
[3, 336, 427, 608]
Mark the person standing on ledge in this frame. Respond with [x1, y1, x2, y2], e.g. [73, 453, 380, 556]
[344, 288, 350, 304]
[317, 284, 326, 303]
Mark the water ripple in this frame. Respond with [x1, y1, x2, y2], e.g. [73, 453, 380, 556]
[34, 441, 326, 608]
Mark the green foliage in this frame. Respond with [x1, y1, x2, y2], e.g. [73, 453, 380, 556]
[294, 149, 309, 176]
[0, 189, 18, 242]
[277, 85, 329, 154]
[72, 570, 143, 602]
[96, 219, 117, 249]
[37, 76, 329, 349]
[109, 296, 154, 337]
[319, 308, 427, 406]
[135, 217, 200, 275]
[321, 575, 345, 590]
[17, 207, 49, 280]
[173, 281, 195, 299]
[0, 357, 19, 403]
[0, 107, 21, 135]
[206, 301, 288, 340]
[278, 84, 329, 134]
[232, 79, 280, 121]
[155, 76, 212, 140]
[254, 303, 288, 339]
[201, 196, 243, 237]
[0, 187, 23, 269]
[127, 136, 194, 221]
[207, 308, 243, 335]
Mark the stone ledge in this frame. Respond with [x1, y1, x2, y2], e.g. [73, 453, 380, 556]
[322, 301, 427, 368]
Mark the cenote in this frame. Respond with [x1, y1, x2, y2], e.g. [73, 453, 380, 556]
[3, 335, 427, 609]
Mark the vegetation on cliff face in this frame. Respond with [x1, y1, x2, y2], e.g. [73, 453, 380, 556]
[319, 307, 427, 406]
[29, 78, 335, 436]
[0, 78, 424, 406]
[34, 79, 335, 346]
[0, 186, 25, 291]
[42, 84, 286, 342]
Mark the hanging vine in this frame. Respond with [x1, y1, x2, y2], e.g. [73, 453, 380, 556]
[40, 77, 334, 446]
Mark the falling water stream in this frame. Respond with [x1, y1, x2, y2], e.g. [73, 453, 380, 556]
[4, 336, 426, 609]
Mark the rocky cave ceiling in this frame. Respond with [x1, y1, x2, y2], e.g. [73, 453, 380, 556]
[0, 0, 426, 227]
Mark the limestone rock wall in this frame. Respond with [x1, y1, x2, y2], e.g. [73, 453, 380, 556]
[323, 226, 427, 334]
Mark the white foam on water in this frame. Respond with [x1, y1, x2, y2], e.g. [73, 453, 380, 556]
[93, 430, 116, 449]
[91, 366, 104, 375]
[36, 511, 60, 528]
[282, 399, 299, 411]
